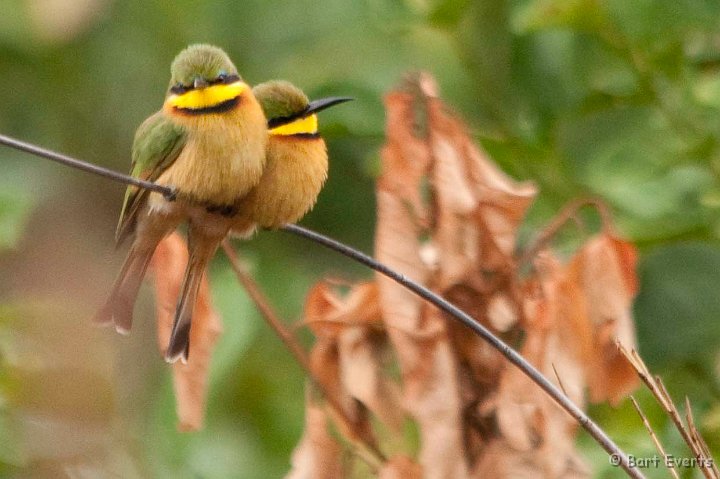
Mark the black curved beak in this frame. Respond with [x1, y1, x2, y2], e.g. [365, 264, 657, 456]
[267, 96, 354, 129]
[305, 96, 354, 115]
[193, 77, 209, 89]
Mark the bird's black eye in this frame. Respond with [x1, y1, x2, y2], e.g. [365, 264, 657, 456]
[170, 83, 188, 95]
[215, 73, 240, 85]
[217, 72, 234, 84]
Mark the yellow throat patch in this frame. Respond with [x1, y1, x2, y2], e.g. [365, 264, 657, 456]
[269, 114, 318, 136]
[167, 81, 247, 111]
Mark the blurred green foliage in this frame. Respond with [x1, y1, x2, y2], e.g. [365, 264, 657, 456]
[1, 0, 720, 477]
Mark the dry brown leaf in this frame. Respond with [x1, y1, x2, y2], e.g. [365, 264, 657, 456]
[475, 233, 637, 475]
[375, 72, 539, 478]
[379, 455, 423, 479]
[378, 81, 432, 226]
[308, 331, 377, 451]
[473, 250, 592, 477]
[569, 234, 640, 404]
[303, 282, 382, 336]
[486, 293, 519, 332]
[528, 239, 639, 406]
[376, 74, 470, 479]
[304, 282, 403, 431]
[473, 438, 590, 479]
[309, 338, 352, 417]
[426, 89, 537, 287]
[478, 330, 590, 478]
[403, 324, 469, 479]
[303, 282, 347, 338]
[285, 386, 345, 479]
[149, 232, 223, 432]
[338, 326, 403, 431]
[376, 77, 434, 336]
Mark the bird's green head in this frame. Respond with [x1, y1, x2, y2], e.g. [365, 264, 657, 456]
[253, 81, 309, 121]
[254, 80, 353, 137]
[165, 44, 248, 114]
[169, 44, 239, 91]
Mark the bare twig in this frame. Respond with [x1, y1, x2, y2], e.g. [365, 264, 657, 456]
[221, 240, 386, 470]
[551, 363, 569, 398]
[685, 399, 703, 455]
[221, 240, 311, 373]
[0, 133, 176, 199]
[629, 396, 679, 479]
[685, 397, 720, 477]
[519, 197, 615, 265]
[656, 380, 703, 464]
[620, 345, 718, 479]
[0, 132, 644, 479]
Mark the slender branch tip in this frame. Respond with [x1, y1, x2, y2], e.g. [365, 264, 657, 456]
[0, 133, 173, 196]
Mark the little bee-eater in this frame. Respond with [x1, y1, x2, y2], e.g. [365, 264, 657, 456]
[230, 80, 352, 236]
[94, 44, 267, 363]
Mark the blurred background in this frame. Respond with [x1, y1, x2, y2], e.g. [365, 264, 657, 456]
[1, 0, 720, 477]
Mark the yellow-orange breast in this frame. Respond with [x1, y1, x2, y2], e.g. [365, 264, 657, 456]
[157, 88, 268, 206]
[232, 134, 328, 232]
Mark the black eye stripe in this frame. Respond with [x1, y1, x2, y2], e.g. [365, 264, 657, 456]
[169, 74, 240, 95]
[170, 83, 189, 95]
[213, 73, 240, 85]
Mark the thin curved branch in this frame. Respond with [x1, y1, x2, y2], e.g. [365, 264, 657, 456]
[281, 223, 644, 479]
[518, 197, 615, 266]
[221, 240, 386, 469]
[0, 133, 176, 200]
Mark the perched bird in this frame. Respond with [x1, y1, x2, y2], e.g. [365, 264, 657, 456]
[230, 80, 352, 236]
[94, 44, 267, 363]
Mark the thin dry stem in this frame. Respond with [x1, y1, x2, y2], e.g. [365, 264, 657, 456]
[629, 396, 679, 479]
[221, 240, 386, 469]
[620, 345, 718, 479]
[551, 363, 569, 398]
[221, 240, 311, 373]
[685, 398, 702, 455]
[654, 379, 713, 478]
[519, 197, 615, 266]
[686, 396, 720, 477]
[684, 397, 720, 478]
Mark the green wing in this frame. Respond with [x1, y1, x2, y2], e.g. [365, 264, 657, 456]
[115, 111, 187, 244]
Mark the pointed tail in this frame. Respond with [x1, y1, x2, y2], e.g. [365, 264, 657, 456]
[93, 245, 154, 334]
[164, 230, 221, 363]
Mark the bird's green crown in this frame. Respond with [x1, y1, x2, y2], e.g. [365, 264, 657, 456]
[253, 81, 309, 121]
[168, 44, 240, 93]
